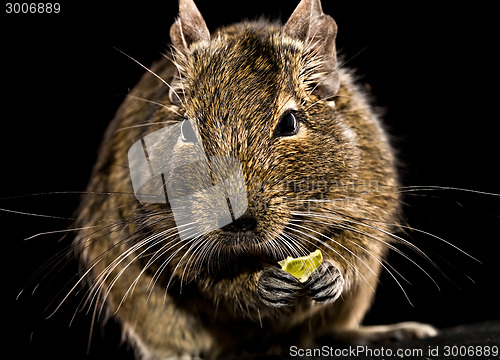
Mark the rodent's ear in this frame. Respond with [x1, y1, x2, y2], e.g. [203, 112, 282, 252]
[285, 0, 339, 98]
[170, 0, 210, 54]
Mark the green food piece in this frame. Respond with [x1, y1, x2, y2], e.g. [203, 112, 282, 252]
[278, 249, 323, 283]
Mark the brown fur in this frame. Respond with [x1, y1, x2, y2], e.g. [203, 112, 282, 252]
[74, 0, 436, 359]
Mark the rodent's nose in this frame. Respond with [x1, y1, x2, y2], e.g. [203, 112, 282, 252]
[221, 215, 257, 233]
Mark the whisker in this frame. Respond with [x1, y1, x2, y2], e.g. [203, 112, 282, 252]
[393, 185, 500, 197]
[0, 190, 137, 202]
[126, 94, 183, 116]
[114, 47, 185, 107]
[285, 222, 376, 294]
[336, 46, 368, 70]
[115, 120, 180, 133]
[287, 221, 379, 280]
[165, 50, 188, 102]
[299, 209, 435, 266]
[272, 228, 310, 259]
[295, 191, 481, 264]
[181, 235, 211, 283]
[394, 223, 481, 264]
[47, 212, 173, 318]
[163, 233, 205, 295]
[295, 217, 413, 285]
[142, 226, 200, 296]
[291, 210, 441, 291]
[0, 206, 75, 221]
[90, 221, 191, 315]
[23, 226, 101, 241]
[114, 230, 198, 313]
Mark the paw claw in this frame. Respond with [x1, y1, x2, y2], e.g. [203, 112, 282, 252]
[258, 267, 302, 308]
[306, 261, 343, 304]
[258, 261, 344, 307]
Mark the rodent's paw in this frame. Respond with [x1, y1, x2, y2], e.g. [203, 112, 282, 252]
[258, 267, 303, 308]
[336, 322, 439, 344]
[305, 261, 344, 304]
[163, 355, 203, 360]
[376, 322, 439, 342]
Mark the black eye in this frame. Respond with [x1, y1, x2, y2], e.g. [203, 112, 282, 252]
[274, 111, 299, 137]
[181, 119, 197, 142]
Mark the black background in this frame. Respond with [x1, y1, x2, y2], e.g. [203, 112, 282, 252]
[2, 1, 500, 359]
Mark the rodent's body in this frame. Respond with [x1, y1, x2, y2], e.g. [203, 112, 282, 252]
[75, 1, 437, 358]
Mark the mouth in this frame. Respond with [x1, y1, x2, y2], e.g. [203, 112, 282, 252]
[194, 229, 285, 275]
[218, 230, 266, 246]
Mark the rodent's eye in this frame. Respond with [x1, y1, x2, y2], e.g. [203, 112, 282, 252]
[274, 110, 299, 137]
[180, 119, 197, 142]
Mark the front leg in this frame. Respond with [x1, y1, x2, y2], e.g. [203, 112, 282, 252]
[258, 267, 304, 308]
[258, 260, 344, 308]
[305, 260, 344, 304]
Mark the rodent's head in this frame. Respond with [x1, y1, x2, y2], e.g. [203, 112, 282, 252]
[129, 0, 384, 275]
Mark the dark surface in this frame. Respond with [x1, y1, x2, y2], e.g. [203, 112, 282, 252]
[2, 1, 500, 359]
[228, 321, 500, 359]
[328, 321, 500, 360]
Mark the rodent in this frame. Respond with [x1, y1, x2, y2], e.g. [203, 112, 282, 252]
[74, 0, 438, 358]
